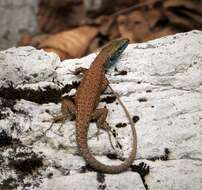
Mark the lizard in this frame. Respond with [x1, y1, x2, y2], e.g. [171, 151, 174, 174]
[52, 38, 137, 174]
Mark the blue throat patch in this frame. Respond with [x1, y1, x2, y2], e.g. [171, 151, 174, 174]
[105, 42, 128, 69]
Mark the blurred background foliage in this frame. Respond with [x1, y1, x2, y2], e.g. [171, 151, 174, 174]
[17, 0, 202, 60]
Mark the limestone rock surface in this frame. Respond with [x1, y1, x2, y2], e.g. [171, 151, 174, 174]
[0, 30, 202, 190]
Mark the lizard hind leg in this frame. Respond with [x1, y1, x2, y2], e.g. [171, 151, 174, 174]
[45, 98, 76, 135]
[91, 107, 116, 150]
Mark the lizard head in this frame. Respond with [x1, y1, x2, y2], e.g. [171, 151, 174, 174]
[101, 38, 129, 69]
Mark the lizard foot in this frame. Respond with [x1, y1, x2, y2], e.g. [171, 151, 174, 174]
[43, 98, 76, 138]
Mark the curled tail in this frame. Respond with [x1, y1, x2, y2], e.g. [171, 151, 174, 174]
[76, 107, 137, 174]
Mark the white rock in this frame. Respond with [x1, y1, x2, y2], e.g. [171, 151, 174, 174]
[39, 172, 144, 190]
[0, 30, 202, 190]
[146, 159, 202, 190]
[0, 46, 60, 88]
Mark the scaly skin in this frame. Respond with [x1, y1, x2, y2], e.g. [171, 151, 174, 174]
[74, 38, 137, 174]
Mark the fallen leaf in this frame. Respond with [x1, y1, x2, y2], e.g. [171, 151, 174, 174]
[44, 0, 75, 8]
[38, 0, 84, 33]
[180, 9, 202, 25]
[164, 10, 195, 30]
[164, 0, 202, 15]
[39, 26, 98, 60]
[117, 15, 134, 42]
[17, 34, 33, 46]
[145, 9, 162, 29]
[44, 48, 70, 60]
[164, 0, 202, 30]
[145, 27, 176, 41]
[17, 34, 50, 47]
[117, 11, 150, 42]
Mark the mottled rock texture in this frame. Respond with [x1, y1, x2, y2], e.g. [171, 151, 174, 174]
[0, 30, 202, 190]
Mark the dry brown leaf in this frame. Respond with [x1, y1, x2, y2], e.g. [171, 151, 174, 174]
[108, 24, 120, 40]
[164, 0, 202, 15]
[164, 0, 202, 30]
[39, 26, 98, 60]
[17, 34, 33, 46]
[30, 34, 51, 47]
[117, 11, 150, 42]
[164, 10, 195, 30]
[17, 34, 51, 47]
[95, 15, 114, 35]
[144, 27, 176, 41]
[117, 15, 134, 42]
[44, 0, 76, 8]
[145, 9, 162, 29]
[180, 9, 202, 25]
[45, 48, 71, 60]
[38, 0, 84, 33]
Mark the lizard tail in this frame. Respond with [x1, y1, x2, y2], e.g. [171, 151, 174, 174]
[76, 109, 137, 174]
